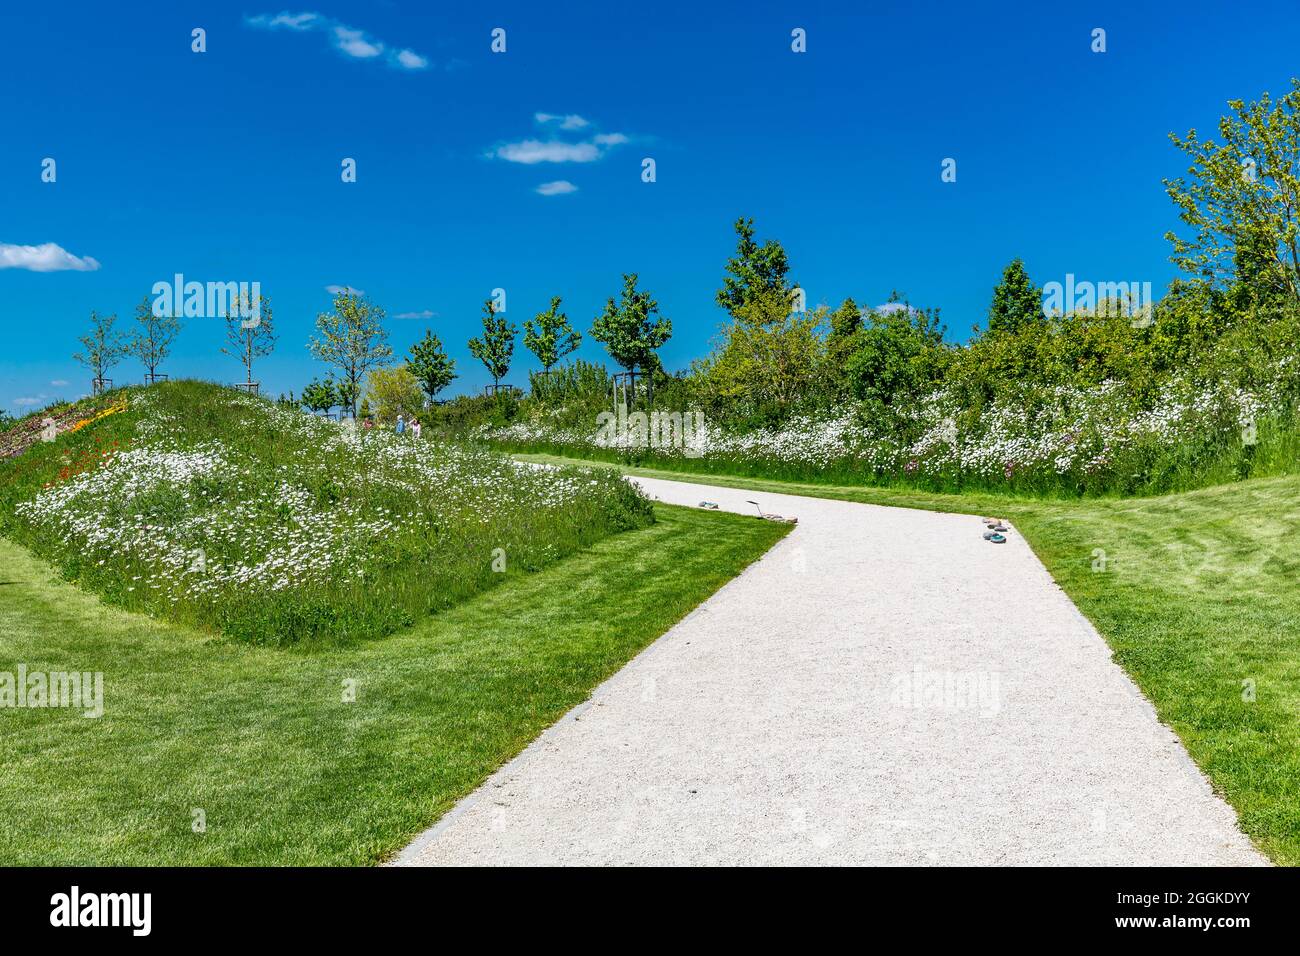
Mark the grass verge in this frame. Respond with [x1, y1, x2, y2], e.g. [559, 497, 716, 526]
[0, 503, 788, 865]
[516, 451, 1300, 865]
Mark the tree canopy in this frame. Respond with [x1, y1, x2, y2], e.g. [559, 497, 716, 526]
[524, 296, 581, 373]
[308, 291, 392, 416]
[590, 273, 672, 376]
[467, 299, 518, 388]
[407, 329, 457, 404]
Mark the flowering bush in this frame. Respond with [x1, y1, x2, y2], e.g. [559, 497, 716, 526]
[1, 381, 652, 645]
[477, 358, 1298, 495]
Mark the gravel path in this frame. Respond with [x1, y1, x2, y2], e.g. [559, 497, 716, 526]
[396, 476, 1265, 866]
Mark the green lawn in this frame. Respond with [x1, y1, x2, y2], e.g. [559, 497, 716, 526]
[517, 452, 1300, 865]
[0, 503, 788, 865]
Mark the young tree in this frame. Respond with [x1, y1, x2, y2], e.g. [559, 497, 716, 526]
[590, 274, 672, 404]
[467, 298, 518, 391]
[523, 296, 581, 373]
[715, 217, 794, 319]
[366, 365, 425, 423]
[300, 376, 340, 416]
[73, 310, 126, 394]
[308, 291, 393, 417]
[845, 296, 949, 409]
[1165, 79, 1300, 307]
[406, 329, 457, 405]
[221, 291, 276, 389]
[829, 297, 863, 341]
[129, 294, 181, 383]
[986, 259, 1043, 333]
[702, 286, 826, 416]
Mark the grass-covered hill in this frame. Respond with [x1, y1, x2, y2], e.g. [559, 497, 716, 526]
[0, 380, 652, 646]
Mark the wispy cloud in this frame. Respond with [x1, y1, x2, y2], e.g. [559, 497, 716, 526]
[536, 180, 578, 196]
[876, 302, 918, 315]
[535, 112, 589, 130]
[325, 284, 365, 296]
[395, 49, 428, 70]
[251, 11, 319, 30]
[394, 309, 437, 319]
[12, 395, 46, 407]
[494, 140, 602, 164]
[0, 242, 100, 272]
[246, 11, 430, 71]
[490, 114, 632, 166]
[50, 379, 69, 387]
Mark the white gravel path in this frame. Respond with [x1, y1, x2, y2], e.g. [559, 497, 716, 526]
[396, 476, 1265, 866]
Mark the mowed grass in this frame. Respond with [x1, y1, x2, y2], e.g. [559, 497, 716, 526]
[0, 503, 788, 865]
[518, 452, 1300, 864]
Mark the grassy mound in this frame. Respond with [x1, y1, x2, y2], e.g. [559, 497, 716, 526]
[0, 381, 653, 646]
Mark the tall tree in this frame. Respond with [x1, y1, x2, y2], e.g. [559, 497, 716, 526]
[406, 329, 457, 405]
[467, 298, 518, 391]
[73, 310, 126, 394]
[590, 273, 672, 389]
[523, 296, 582, 373]
[221, 292, 276, 389]
[986, 259, 1043, 333]
[1165, 79, 1300, 307]
[308, 290, 393, 417]
[715, 217, 794, 319]
[129, 294, 181, 382]
[702, 286, 826, 415]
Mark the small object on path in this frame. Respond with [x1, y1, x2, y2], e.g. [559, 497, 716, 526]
[698, 501, 719, 510]
[986, 532, 1007, 544]
[745, 498, 797, 524]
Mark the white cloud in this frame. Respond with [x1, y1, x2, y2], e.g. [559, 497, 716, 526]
[248, 12, 319, 30]
[50, 379, 69, 387]
[332, 26, 382, 58]
[0, 242, 100, 272]
[12, 396, 43, 407]
[394, 309, 437, 319]
[536, 112, 590, 130]
[325, 284, 365, 296]
[535, 180, 578, 196]
[246, 12, 429, 70]
[493, 140, 601, 164]
[492, 115, 632, 167]
[395, 49, 428, 70]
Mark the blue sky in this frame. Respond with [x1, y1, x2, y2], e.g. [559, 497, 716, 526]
[3, 0, 1300, 408]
